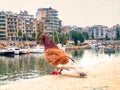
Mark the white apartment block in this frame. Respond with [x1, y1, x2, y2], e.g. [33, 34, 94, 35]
[36, 7, 62, 34]
[91, 25, 108, 39]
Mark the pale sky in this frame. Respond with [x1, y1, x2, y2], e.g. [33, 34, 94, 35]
[0, 0, 120, 27]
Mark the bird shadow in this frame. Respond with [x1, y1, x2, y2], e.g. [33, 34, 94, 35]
[49, 74, 87, 78]
[58, 73, 87, 78]
[60, 70, 87, 78]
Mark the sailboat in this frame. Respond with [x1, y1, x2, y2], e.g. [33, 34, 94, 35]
[53, 31, 65, 51]
[30, 31, 44, 53]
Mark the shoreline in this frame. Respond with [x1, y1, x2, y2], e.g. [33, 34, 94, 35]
[0, 58, 120, 90]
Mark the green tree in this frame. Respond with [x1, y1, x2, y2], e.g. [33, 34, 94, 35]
[70, 31, 79, 45]
[92, 32, 94, 39]
[18, 31, 22, 41]
[32, 32, 36, 38]
[82, 32, 89, 40]
[59, 34, 67, 44]
[23, 34, 28, 41]
[78, 32, 85, 43]
[52, 33, 67, 45]
[105, 34, 110, 40]
[18, 31, 22, 36]
[116, 30, 120, 39]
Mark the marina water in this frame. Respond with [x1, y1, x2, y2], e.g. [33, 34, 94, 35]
[0, 49, 120, 86]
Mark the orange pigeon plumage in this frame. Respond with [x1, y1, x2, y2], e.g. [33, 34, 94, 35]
[40, 34, 87, 77]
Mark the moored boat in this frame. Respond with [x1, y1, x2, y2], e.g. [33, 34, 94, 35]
[19, 48, 30, 54]
[7, 47, 20, 55]
[104, 44, 116, 54]
[30, 45, 44, 53]
[0, 49, 14, 56]
[104, 47, 116, 53]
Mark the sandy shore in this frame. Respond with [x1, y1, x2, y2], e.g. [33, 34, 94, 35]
[0, 58, 120, 90]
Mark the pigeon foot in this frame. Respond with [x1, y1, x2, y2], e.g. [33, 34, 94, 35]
[49, 71, 62, 75]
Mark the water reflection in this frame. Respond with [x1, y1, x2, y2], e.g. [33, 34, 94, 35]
[0, 49, 120, 86]
[66, 49, 84, 60]
[0, 54, 53, 85]
[66, 49, 120, 67]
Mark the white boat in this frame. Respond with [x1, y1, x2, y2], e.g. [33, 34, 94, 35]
[7, 47, 20, 55]
[57, 43, 66, 51]
[20, 48, 30, 54]
[0, 49, 14, 56]
[89, 43, 98, 49]
[30, 45, 44, 53]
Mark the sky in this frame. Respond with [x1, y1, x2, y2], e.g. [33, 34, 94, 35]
[0, 0, 120, 27]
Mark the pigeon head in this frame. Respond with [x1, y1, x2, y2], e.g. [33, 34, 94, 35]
[40, 34, 58, 50]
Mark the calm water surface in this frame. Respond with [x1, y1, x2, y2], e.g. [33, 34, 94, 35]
[0, 49, 120, 86]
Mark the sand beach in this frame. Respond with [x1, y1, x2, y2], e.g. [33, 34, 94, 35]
[0, 58, 120, 90]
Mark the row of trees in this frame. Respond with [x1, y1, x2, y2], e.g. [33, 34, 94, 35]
[18, 29, 119, 45]
[18, 31, 38, 41]
[17, 29, 120, 46]
[18, 30, 88, 45]
[52, 31, 89, 45]
[70, 31, 89, 45]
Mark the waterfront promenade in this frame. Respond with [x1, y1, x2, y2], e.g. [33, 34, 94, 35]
[0, 58, 120, 90]
[0, 41, 36, 49]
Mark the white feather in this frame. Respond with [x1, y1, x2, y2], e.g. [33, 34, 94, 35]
[56, 59, 83, 73]
[56, 59, 87, 77]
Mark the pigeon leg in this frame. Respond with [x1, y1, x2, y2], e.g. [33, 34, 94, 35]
[49, 71, 62, 75]
[49, 68, 62, 75]
[58, 69, 63, 74]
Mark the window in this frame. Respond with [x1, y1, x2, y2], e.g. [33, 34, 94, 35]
[0, 24, 5, 26]
[0, 20, 5, 22]
[0, 16, 5, 18]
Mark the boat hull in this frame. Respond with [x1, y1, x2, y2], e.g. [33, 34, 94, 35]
[0, 50, 14, 56]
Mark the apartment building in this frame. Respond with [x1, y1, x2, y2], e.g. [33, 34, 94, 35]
[111, 24, 120, 39]
[6, 12, 19, 41]
[0, 10, 39, 41]
[18, 11, 38, 40]
[0, 11, 19, 41]
[36, 7, 62, 34]
[90, 25, 108, 39]
[0, 11, 7, 40]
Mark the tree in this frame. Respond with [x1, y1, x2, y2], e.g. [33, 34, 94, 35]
[105, 34, 110, 40]
[18, 31, 22, 41]
[116, 30, 120, 39]
[70, 31, 79, 45]
[82, 32, 89, 40]
[32, 32, 36, 39]
[23, 33, 28, 41]
[52, 33, 67, 45]
[78, 32, 85, 43]
[59, 34, 67, 45]
[18, 31, 22, 36]
[92, 32, 94, 39]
